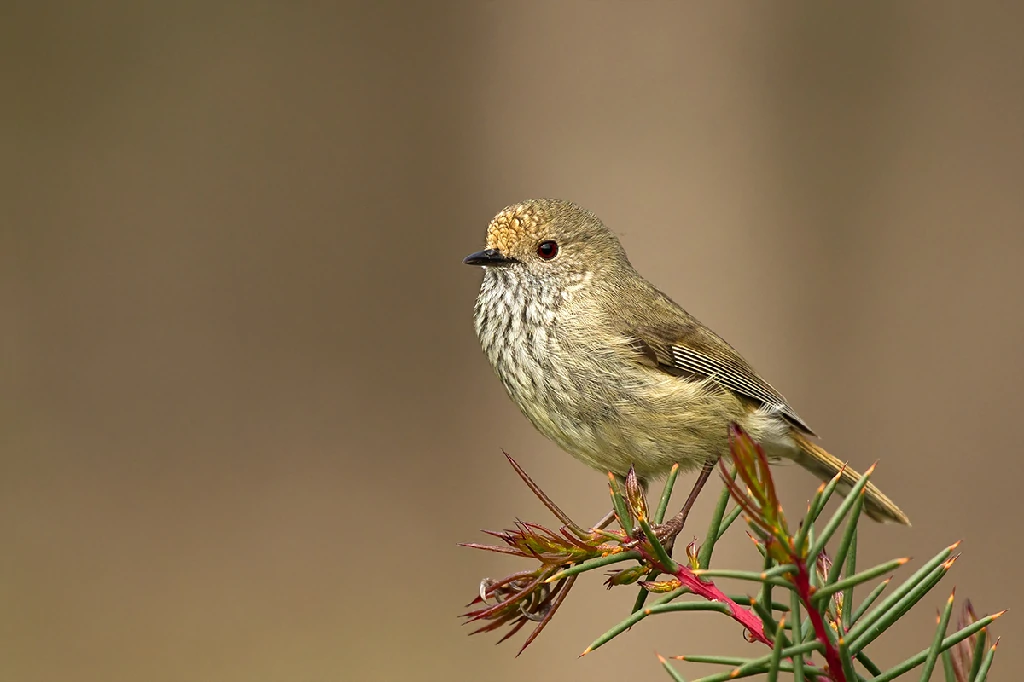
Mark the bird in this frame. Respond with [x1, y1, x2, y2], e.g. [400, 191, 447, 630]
[464, 198, 910, 525]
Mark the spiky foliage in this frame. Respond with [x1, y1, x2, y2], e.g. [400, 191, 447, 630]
[461, 425, 1004, 680]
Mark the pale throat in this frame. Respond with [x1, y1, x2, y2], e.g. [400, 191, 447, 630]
[473, 267, 592, 407]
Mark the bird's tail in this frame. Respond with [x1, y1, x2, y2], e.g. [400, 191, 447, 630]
[790, 430, 910, 526]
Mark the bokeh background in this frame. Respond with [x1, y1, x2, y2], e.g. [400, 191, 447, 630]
[4, 2, 1023, 681]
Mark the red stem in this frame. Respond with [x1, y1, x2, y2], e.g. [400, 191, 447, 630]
[792, 565, 845, 682]
[672, 565, 772, 646]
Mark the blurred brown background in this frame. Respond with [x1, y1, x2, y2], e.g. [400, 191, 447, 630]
[3, 2, 1023, 681]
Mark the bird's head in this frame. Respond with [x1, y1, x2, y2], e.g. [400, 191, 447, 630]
[464, 199, 631, 291]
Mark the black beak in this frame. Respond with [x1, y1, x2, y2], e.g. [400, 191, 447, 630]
[463, 248, 517, 267]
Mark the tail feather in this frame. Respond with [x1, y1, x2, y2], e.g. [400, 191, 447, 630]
[790, 431, 910, 526]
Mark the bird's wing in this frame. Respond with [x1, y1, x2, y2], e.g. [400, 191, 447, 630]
[629, 321, 815, 435]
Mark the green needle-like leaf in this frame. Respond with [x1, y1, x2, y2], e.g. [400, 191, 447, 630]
[609, 474, 633, 535]
[685, 641, 824, 682]
[967, 625, 988, 682]
[753, 600, 779, 635]
[729, 594, 790, 611]
[698, 476, 735, 569]
[812, 557, 907, 605]
[803, 526, 816, 559]
[850, 578, 891, 625]
[673, 656, 798, 679]
[809, 471, 875, 562]
[692, 568, 791, 587]
[639, 518, 678, 572]
[842, 524, 859, 631]
[655, 464, 680, 524]
[868, 611, 1003, 682]
[794, 499, 821, 559]
[920, 590, 956, 682]
[941, 649, 956, 682]
[749, 536, 768, 559]
[689, 669, 769, 682]
[658, 654, 688, 682]
[856, 650, 882, 677]
[812, 471, 843, 523]
[766, 617, 787, 682]
[973, 638, 999, 682]
[809, 556, 822, 589]
[798, 469, 843, 552]
[828, 493, 863, 587]
[631, 573, 657, 614]
[790, 590, 805, 682]
[583, 608, 649, 655]
[648, 601, 731, 615]
[846, 542, 957, 647]
[889, 559, 958, 637]
[545, 550, 640, 583]
[763, 563, 798, 579]
[756, 551, 777, 634]
[838, 636, 857, 682]
[582, 586, 689, 654]
[717, 505, 744, 541]
[672, 655, 763, 666]
[849, 561, 950, 652]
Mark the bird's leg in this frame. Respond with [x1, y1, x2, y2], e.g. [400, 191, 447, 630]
[589, 508, 618, 532]
[592, 466, 715, 550]
[651, 459, 718, 551]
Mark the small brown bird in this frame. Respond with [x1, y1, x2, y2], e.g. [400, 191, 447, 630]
[465, 198, 909, 525]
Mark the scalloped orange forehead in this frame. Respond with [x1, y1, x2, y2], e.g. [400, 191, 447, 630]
[485, 202, 550, 254]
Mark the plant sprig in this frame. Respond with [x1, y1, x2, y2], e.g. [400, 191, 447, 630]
[460, 426, 1004, 679]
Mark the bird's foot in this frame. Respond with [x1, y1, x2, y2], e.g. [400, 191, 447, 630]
[630, 521, 681, 548]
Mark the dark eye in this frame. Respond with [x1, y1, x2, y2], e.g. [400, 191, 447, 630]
[537, 240, 559, 260]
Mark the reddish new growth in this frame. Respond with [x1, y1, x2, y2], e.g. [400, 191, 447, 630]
[720, 424, 846, 681]
[950, 600, 998, 682]
[461, 447, 770, 655]
[460, 454, 626, 655]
